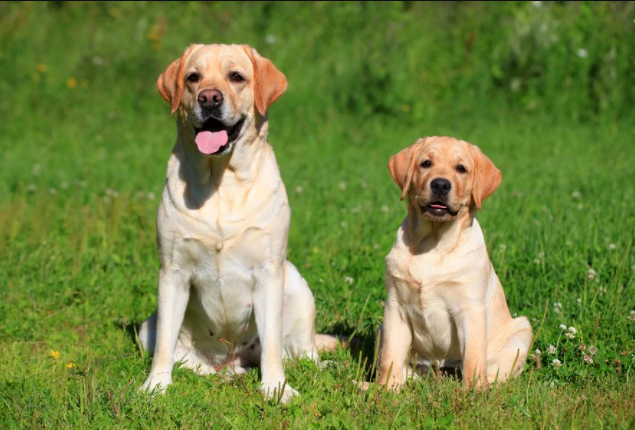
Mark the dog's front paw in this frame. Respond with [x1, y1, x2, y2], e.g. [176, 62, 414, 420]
[140, 373, 172, 394]
[260, 381, 299, 404]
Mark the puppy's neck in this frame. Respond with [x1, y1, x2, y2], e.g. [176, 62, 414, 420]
[173, 115, 269, 188]
[406, 205, 477, 255]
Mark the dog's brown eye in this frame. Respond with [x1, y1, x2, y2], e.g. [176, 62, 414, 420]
[456, 165, 467, 173]
[187, 73, 200, 83]
[229, 72, 245, 82]
[421, 160, 432, 168]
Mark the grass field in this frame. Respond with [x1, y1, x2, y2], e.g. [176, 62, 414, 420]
[1, 2, 634, 428]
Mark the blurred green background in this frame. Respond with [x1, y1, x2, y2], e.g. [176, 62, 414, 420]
[1, 2, 634, 428]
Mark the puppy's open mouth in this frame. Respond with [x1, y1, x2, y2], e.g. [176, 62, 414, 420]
[421, 202, 458, 218]
[194, 117, 244, 155]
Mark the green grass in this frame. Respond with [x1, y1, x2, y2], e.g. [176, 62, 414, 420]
[1, 2, 635, 429]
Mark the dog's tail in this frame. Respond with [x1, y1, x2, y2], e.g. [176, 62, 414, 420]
[315, 334, 350, 352]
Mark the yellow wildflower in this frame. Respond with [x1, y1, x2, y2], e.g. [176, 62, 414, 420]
[67, 78, 77, 89]
[50, 350, 59, 359]
[66, 363, 76, 368]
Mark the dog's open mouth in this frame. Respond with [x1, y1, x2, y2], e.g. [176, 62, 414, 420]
[194, 117, 244, 155]
[422, 202, 457, 218]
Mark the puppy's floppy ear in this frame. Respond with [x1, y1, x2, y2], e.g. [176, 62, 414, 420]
[388, 139, 425, 201]
[157, 45, 197, 114]
[242, 45, 288, 115]
[469, 144, 502, 210]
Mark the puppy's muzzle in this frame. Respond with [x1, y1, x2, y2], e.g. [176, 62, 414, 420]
[430, 178, 451, 196]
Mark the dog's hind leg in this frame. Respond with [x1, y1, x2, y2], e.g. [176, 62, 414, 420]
[139, 311, 157, 355]
[281, 261, 320, 362]
[486, 316, 533, 384]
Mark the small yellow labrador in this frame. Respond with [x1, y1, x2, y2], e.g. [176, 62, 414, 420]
[378, 136, 532, 390]
[138, 44, 337, 403]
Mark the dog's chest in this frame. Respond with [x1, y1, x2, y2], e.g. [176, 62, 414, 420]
[178, 226, 273, 346]
[388, 250, 472, 360]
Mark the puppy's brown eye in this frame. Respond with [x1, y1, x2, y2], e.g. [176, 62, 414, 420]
[421, 160, 432, 168]
[229, 72, 245, 82]
[187, 73, 200, 83]
[456, 165, 467, 173]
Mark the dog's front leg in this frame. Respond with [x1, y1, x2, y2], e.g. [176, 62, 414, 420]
[460, 306, 488, 389]
[140, 269, 190, 393]
[378, 286, 413, 391]
[253, 264, 298, 404]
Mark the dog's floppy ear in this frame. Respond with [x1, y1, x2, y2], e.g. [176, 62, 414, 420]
[469, 144, 502, 210]
[243, 45, 288, 115]
[388, 139, 425, 201]
[157, 45, 197, 114]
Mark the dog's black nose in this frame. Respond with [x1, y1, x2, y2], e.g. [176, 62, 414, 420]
[431, 178, 452, 195]
[198, 89, 223, 109]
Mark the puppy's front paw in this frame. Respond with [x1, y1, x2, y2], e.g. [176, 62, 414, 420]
[140, 373, 172, 394]
[260, 381, 299, 404]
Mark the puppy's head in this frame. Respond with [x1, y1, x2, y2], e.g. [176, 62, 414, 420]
[388, 136, 502, 222]
[157, 44, 287, 157]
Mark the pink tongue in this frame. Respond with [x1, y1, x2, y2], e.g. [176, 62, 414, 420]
[430, 204, 447, 209]
[195, 130, 228, 155]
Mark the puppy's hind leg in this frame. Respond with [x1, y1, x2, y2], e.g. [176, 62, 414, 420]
[486, 316, 533, 384]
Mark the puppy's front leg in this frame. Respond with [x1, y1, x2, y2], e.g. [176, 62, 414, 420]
[460, 306, 487, 389]
[378, 286, 413, 391]
[253, 264, 298, 403]
[141, 269, 190, 393]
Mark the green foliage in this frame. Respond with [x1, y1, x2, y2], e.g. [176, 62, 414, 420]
[0, 2, 634, 428]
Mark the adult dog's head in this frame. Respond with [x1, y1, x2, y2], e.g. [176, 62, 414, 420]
[157, 44, 287, 156]
[388, 136, 502, 222]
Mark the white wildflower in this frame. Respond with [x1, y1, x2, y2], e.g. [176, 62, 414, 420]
[499, 244, 507, 251]
[583, 353, 593, 364]
[547, 345, 557, 354]
[589, 345, 597, 355]
[551, 359, 562, 369]
[531, 1, 542, 7]
[571, 191, 582, 199]
[147, 192, 155, 200]
[577, 298, 582, 305]
[559, 323, 567, 330]
[381, 205, 389, 213]
[265, 35, 277, 45]
[27, 184, 37, 193]
[344, 277, 354, 285]
[534, 258, 541, 264]
[608, 243, 616, 250]
[295, 186, 303, 194]
[61, 181, 69, 189]
[105, 189, 119, 198]
[577, 204, 584, 210]
[587, 269, 596, 280]
[361, 181, 368, 189]
[340, 222, 348, 228]
[92, 57, 104, 66]
[577, 48, 588, 58]
[32, 164, 42, 176]
[48, 188, 58, 195]
[373, 243, 380, 250]
[538, 251, 545, 259]
[339, 181, 347, 190]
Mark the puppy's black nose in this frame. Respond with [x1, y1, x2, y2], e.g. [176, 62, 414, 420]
[198, 89, 223, 109]
[431, 178, 452, 195]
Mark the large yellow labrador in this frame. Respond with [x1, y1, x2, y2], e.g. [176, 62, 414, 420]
[138, 44, 337, 403]
[378, 136, 532, 390]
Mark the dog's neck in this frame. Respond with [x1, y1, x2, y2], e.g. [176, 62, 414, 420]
[172, 114, 269, 189]
[405, 204, 477, 255]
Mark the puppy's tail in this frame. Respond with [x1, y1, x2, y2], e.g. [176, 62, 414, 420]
[315, 334, 350, 352]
